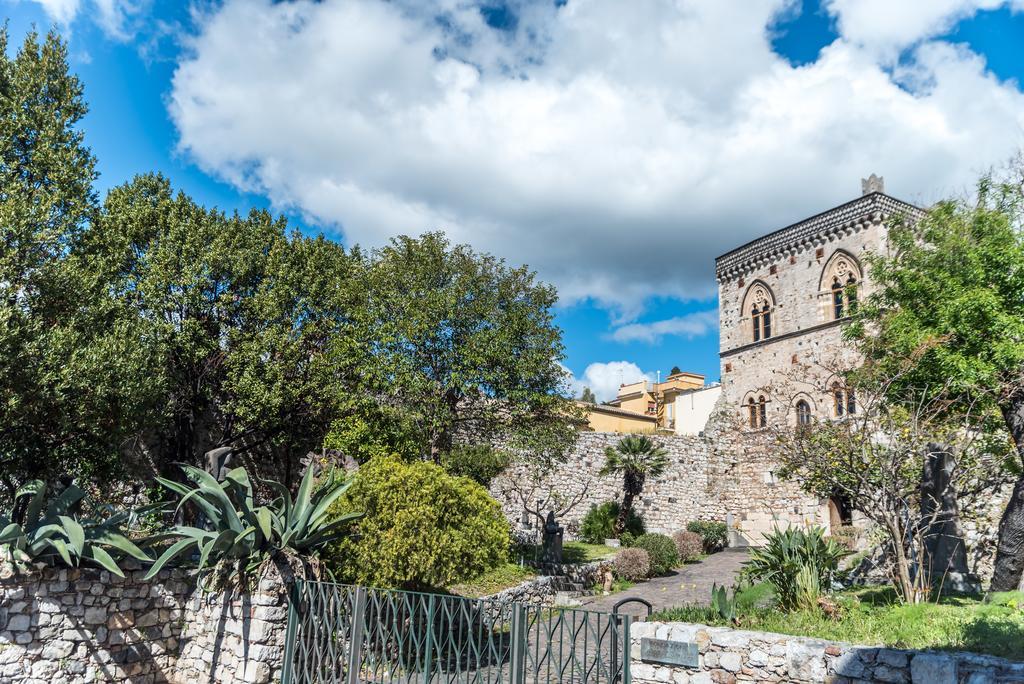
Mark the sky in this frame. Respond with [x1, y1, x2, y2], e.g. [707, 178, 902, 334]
[5, 0, 1024, 402]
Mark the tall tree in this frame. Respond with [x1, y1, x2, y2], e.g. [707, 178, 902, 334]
[579, 386, 597, 404]
[329, 232, 580, 463]
[81, 174, 360, 484]
[601, 435, 669, 535]
[0, 30, 152, 495]
[849, 170, 1024, 590]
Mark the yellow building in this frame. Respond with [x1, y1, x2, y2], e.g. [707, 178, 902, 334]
[606, 371, 704, 431]
[580, 402, 659, 433]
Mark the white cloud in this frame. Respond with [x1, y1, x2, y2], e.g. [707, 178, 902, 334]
[30, 0, 80, 25]
[824, 0, 1024, 59]
[25, 0, 144, 39]
[169, 0, 1024, 317]
[566, 361, 650, 403]
[610, 310, 719, 344]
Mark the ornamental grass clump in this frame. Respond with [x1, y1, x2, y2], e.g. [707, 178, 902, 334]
[0, 480, 150, 576]
[613, 547, 650, 582]
[672, 530, 704, 562]
[632, 533, 679, 576]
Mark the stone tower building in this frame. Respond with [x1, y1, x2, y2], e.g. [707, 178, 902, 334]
[715, 176, 924, 432]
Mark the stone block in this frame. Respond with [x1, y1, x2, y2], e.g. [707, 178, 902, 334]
[719, 652, 742, 672]
[911, 654, 956, 684]
[787, 640, 827, 682]
[832, 651, 866, 679]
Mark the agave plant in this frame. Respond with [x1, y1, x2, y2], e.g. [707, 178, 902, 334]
[743, 525, 849, 611]
[145, 464, 359, 581]
[0, 480, 151, 576]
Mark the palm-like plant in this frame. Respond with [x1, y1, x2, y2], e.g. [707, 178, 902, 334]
[600, 435, 670, 536]
[0, 481, 151, 576]
[145, 464, 360, 582]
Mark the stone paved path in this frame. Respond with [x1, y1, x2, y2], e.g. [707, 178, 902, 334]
[580, 548, 749, 617]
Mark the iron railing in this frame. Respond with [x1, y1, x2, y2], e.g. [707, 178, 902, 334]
[282, 581, 631, 684]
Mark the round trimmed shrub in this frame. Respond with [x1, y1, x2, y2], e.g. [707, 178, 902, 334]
[632, 533, 679, 576]
[613, 547, 650, 581]
[327, 456, 510, 590]
[672, 530, 703, 562]
[579, 501, 645, 544]
[687, 520, 728, 553]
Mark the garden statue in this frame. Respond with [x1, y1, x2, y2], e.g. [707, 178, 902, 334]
[541, 511, 564, 565]
[206, 446, 234, 480]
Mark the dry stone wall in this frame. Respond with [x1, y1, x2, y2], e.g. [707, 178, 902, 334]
[630, 620, 1024, 684]
[0, 564, 289, 684]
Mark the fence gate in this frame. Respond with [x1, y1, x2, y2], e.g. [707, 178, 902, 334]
[281, 581, 631, 684]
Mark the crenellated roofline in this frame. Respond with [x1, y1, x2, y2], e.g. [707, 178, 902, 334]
[715, 192, 925, 282]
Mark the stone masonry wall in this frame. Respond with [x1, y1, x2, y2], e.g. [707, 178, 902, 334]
[492, 400, 828, 546]
[0, 564, 289, 684]
[630, 620, 1024, 684]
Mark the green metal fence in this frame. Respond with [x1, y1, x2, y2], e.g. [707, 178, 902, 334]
[281, 580, 631, 684]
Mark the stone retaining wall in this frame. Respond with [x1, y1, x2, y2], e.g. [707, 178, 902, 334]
[630, 621, 1024, 683]
[0, 564, 289, 684]
[482, 561, 611, 606]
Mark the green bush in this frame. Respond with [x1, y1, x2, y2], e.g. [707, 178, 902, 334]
[632, 533, 679, 576]
[441, 445, 510, 487]
[579, 501, 645, 544]
[687, 520, 728, 553]
[145, 464, 359, 583]
[743, 525, 850, 611]
[328, 456, 510, 590]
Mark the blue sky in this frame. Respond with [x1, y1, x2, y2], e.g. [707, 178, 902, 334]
[5, 0, 1024, 400]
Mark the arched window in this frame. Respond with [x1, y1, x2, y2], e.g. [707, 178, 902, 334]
[832, 278, 845, 319]
[795, 400, 812, 426]
[832, 383, 857, 417]
[821, 253, 861, 321]
[758, 396, 767, 427]
[748, 398, 758, 428]
[744, 283, 775, 343]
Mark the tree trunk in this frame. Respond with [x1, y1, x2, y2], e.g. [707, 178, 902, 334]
[991, 396, 1024, 591]
[614, 490, 634, 537]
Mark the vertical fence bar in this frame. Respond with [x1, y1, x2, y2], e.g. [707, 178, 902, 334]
[509, 604, 527, 684]
[622, 613, 632, 684]
[346, 586, 368, 684]
[281, 579, 302, 684]
[421, 593, 436, 684]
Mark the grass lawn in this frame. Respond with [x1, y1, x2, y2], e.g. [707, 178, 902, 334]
[656, 585, 1024, 661]
[449, 563, 536, 598]
[563, 541, 618, 562]
[516, 541, 618, 563]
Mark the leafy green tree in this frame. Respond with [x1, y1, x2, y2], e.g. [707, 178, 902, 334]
[849, 172, 1024, 590]
[601, 435, 669, 535]
[81, 174, 361, 484]
[579, 386, 597, 404]
[669, 366, 682, 376]
[0, 29, 153, 495]
[331, 232, 581, 463]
